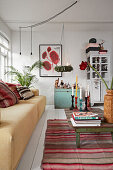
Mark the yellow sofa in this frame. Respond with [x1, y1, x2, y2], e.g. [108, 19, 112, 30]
[0, 89, 46, 170]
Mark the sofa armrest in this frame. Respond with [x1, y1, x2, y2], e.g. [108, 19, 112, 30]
[30, 89, 39, 96]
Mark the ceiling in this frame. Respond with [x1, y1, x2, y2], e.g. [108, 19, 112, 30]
[0, 0, 113, 30]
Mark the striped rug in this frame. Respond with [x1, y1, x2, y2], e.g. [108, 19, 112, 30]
[41, 119, 113, 170]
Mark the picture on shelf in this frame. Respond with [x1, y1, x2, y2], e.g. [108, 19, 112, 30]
[39, 44, 62, 77]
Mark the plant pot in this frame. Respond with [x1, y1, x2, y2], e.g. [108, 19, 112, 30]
[104, 90, 113, 123]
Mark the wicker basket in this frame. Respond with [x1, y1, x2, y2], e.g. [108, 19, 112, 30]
[104, 90, 113, 123]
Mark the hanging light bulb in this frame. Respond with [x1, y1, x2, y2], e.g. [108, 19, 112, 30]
[19, 27, 21, 55]
[30, 27, 32, 55]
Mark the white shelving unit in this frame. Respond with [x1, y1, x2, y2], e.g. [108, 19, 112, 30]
[86, 51, 110, 106]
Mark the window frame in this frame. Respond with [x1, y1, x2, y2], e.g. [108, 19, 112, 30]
[0, 32, 10, 82]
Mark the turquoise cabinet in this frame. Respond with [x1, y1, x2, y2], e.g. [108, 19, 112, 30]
[54, 88, 80, 109]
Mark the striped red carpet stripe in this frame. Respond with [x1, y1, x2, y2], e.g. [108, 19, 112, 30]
[41, 119, 113, 170]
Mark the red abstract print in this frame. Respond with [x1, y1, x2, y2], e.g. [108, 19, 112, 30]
[43, 61, 51, 71]
[42, 46, 60, 71]
[47, 46, 51, 52]
[42, 51, 47, 59]
[50, 51, 60, 64]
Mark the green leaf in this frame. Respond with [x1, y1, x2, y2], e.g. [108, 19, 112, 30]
[110, 77, 113, 90]
[29, 61, 44, 72]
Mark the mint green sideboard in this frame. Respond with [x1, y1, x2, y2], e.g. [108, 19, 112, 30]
[54, 88, 80, 109]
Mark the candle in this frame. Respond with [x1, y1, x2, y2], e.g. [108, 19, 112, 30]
[80, 86, 82, 99]
[85, 90, 88, 97]
[66, 62, 69, 66]
[87, 85, 90, 96]
[72, 85, 74, 96]
[75, 75, 78, 97]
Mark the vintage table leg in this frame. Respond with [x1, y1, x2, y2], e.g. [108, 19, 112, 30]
[76, 132, 80, 148]
[111, 132, 113, 142]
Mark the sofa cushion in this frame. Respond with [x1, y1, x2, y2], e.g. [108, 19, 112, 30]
[6, 82, 21, 99]
[0, 82, 18, 108]
[19, 95, 46, 119]
[16, 86, 34, 100]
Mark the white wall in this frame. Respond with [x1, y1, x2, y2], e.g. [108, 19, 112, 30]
[12, 23, 113, 104]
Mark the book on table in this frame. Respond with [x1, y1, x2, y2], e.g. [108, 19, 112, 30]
[71, 112, 101, 127]
[74, 119, 101, 124]
[73, 112, 99, 120]
[70, 118, 101, 127]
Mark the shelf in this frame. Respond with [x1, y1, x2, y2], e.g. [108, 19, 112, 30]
[91, 71, 108, 73]
[101, 71, 108, 73]
[92, 63, 108, 64]
[86, 52, 110, 104]
[92, 71, 100, 73]
[101, 63, 108, 64]
[88, 78, 109, 81]
[92, 62, 100, 64]
[93, 101, 104, 104]
[100, 55, 109, 57]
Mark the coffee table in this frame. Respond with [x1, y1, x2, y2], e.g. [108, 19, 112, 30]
[65, 108, 113, 148]
[74, 123, 113, 148]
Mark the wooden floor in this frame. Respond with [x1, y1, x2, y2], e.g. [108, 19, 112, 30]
[16, 105, 103, 170]
[16, 105, 66, 170]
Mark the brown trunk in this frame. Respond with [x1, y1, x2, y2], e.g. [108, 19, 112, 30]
[104, 90, 113, 123]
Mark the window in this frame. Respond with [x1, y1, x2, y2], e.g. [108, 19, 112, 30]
[0, 33, 11, 82]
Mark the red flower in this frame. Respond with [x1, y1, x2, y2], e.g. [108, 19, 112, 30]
[43, 61, 51, 71]
[50, 51, 60, 65]
[47, 47, 51, 52]
[42, 51, 47, 59]
[79, 61, 87, 70]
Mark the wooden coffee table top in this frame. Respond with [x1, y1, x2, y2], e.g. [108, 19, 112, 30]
[65, 108, 113, 128]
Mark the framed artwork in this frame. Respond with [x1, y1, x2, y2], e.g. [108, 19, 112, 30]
[39, 44, 62, 77]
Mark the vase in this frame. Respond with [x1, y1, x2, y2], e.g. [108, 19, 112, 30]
[104, 90, 113, 123]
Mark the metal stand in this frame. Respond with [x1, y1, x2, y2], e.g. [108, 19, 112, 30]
[70, 95, 74, 110]
[79, 98, 83, 111]
[83, 97, 89, 111]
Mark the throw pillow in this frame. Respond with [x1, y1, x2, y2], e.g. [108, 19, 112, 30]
[0, 82, 18, 108]
[5, 82, 21, 99]
[16, 86, 34, 100]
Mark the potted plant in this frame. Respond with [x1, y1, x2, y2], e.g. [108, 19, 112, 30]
[79, 61, 113, 123]
[5, 61, 44, 88]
